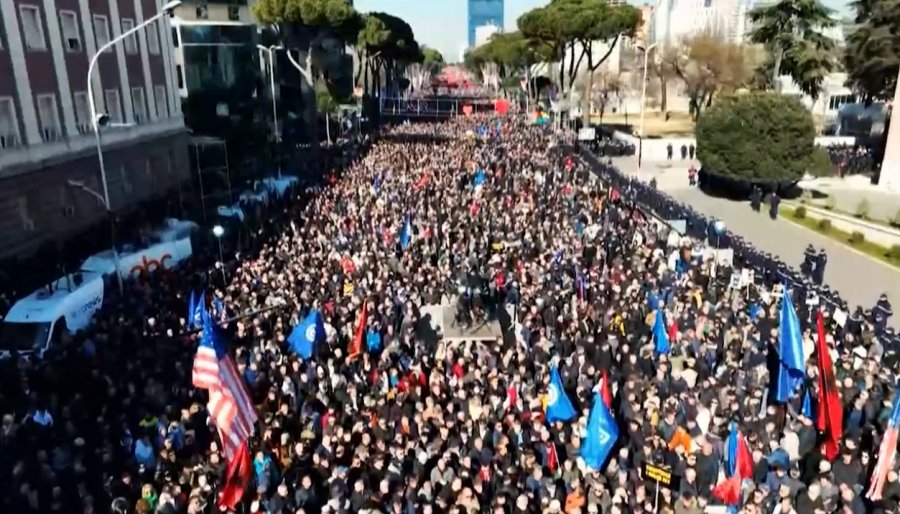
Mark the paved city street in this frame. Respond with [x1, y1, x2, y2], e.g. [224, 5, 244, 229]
[613, 157, 900, 312]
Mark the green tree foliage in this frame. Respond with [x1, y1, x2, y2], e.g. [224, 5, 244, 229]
[517, 0, 640, 92]
[421, 46, 445, 74]
[353, 12, 421, 96]
[748, 0, 837, 100]
[844, 0, 900, 101]
[697, 93, 816, 183]
[254, 0, 361, 42]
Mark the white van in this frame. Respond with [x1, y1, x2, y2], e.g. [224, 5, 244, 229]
[0, 273, 104, 357]
[0, 219, 197, 358]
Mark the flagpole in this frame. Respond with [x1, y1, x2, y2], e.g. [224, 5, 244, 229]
[654, 480, 660, 513]
[182, 303, 288, 336]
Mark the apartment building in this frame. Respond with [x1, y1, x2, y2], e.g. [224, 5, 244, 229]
[0, 0, 189, 259]
[169, 1, 258, 103]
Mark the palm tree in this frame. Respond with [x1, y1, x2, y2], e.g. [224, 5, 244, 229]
[748, 0, 837, 100]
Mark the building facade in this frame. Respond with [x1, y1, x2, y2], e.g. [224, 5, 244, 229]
[0, 0, 189, 259]
[170, 1, 257, 103]
[473, 23, 500, 48]
[467, 0, 503, 48]
[651, 0, 747, 46]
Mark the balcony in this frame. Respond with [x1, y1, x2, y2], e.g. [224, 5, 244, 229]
[0, 117, 186, 179]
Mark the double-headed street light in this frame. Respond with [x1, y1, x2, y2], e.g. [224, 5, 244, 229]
[85, 0, 182, 291]
[212, 225, 227, 284]
[257, 44, 284, 177]
[637, 42, 659, 175]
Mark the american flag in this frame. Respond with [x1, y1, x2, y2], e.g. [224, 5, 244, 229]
[192, 312, 257, 461]
[867, 385, 900, 500]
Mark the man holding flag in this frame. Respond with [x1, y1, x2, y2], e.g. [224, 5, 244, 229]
[581, 389, 618, 471]
[191, 305, 257, 510]
[775, 284, 805, 403]
[815, 311, 843, 461]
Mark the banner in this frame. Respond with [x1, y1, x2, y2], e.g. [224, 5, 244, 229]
[642, 462, 681, 491]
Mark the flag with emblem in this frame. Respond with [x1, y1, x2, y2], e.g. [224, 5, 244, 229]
[286, 311, 324, 359]
[545, 363, 576, 423]
[581, 392, 618, 470]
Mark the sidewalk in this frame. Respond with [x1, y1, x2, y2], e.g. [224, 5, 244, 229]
[611, 158, 900, 311]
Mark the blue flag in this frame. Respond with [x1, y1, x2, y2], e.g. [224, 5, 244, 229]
[213, 297, 225, 317]
[801, 387, 814, 418]
[373, 174, 380, 194]
[647, 291, 660, 310]
[188, 290, 206, 329]
[653, 309, 670, 355]
[400, 217, 412, 249]
[366, 330, 382, 352]
[775, 285, 805, 402]
[473, 169, 486, 187]
[546, 364, 576, 423]
[749, 302, 763, 321]
[581, 392, 618, 470]
[287, 311, 325, 359]
[188, 290, 197, 327]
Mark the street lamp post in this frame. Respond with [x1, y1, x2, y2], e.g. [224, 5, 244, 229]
[257, 44, 284, 177]
[711, 220, 726, 282]
[86, 0, 182, 292]
[638, 42, 658, 175]
[212, 225, 227, 285]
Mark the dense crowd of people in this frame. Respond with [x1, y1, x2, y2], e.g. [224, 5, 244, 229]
[1, 113, 899, 514]
[824, 146, 876, 177]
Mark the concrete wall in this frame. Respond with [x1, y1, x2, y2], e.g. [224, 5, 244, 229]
[878, 68, 900, 191]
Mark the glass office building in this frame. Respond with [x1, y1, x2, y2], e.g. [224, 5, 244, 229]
[467, 0, 504, 47]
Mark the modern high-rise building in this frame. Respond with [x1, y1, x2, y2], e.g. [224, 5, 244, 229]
[474, 23, 501, 48]
[651, 0, 748, 46]
[0, 0, 189, 258]
[467, 0, 503, 48]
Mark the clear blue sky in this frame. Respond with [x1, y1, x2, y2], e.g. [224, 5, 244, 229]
[353, 0, 852, 63]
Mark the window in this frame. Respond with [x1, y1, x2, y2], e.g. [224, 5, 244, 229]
[828, 94, 856, 111]
[120, 164, 133, 194]
[17, 197, 35, 232]
[121, 18, 137, 54]
[148, 23, 160, 54]
[131, 87, 147, 123]
[145, 158, 155, 188]
[228, 6, 240, 21]
[154, 85, 167, 118]
[20, 5, 47, 51]
[59, 10, 81, 52]
[176, 65, 184, 89]
[92, 15, 110, 52]
[59, 184, 76, 217]
[73, 91, 91, 134]
[36, 94, 61, 142]
[196, 4, 209, 20]
[0, 97, 21, 149]
[104, 89, 122, 123]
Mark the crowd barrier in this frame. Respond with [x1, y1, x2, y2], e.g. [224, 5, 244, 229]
[579, 145, 894, 339]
